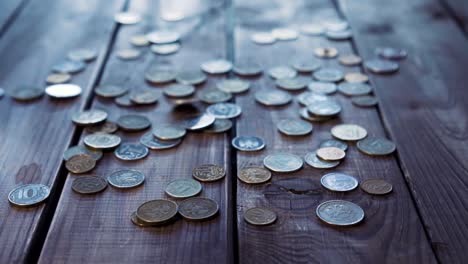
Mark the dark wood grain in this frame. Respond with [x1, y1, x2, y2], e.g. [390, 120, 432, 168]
[39, 0, 234, 263]
[0, 0, 124, 262]
[338, 0, 468, 262]
[234, 0, 437, 263]
[440, 0, 468, 32]
[0, 0, 28, 35]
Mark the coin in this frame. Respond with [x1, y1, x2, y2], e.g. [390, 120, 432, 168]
[165, 178, 202, 198]
[307, 81, 337, 94]
[326, 29, 352, 40]
[338, 83, 372, 96]
[297, 91, 331, 106]
[136, 199, 178, 225]
[299, 107, 332, 122]
[313, 68, 344, 82]
[244, 207, 277, 226]
[217, 79, 250, 93]
[357, 137, 396, 156]
[351, 95, 378, 107]
[198, 89, 232, 104]
[344, 72, 369, 83]
[364, 59, 399, 74]
[271, 27, 298, 40]
[85, 121, 118, 134]
[0, 88, 4, 98]
[114, 12, 141, 24]
[255, 90, 292, 106]
[206, 103, 242, 119]
[146, 30, 180, 44]
[9, 85, 44, 101]
[130, 90, 160, 104]
[238, 167, 271, 184]
[316, 200, 364, 226]
[46, 73, 71, 84]
[71, 176, 107, 194]
[145, 65, 176, 84]
[153, 124, 186, 140]
[151, 43, 180, 55]
[116, 49, 141, 60]
[65, 154, 96, 174]
[360, 179, 393, 195]
[117, 114, 151, 131]
[331, 124, 367, 141]
[8, 184, 50, 207]
[52, 60, 86, 74]
[163, 84, 195, 97]
[192, 164, 225, 182]
[140, 132, 181, 150]
[130, 211, 152, 227]
[203, 119, 232, 133]
[182, 114, 216, 130]
[233, 60, 263, 76]
[114, 94, 134, 107]
[375, 47, 407, 60]
[178, 197, 219, 221]
[307, 100, 341, 117]
[304, 151, 340, 169]
[232, 136, 265, 151]
[314, 47, 338, 58]
[95, 84, 128, 98]
[263, 153, 303, 172]
[114, 143, 149, 161]
[268, 66, 297, 79]
[320, 172, 358, 192]
[277, 119, 313, 136]
[84, 133, 121, 149]
[323, 19, 349, 31]
[67, 49, 97, 62]
[276, 76, 308, 91]
[291, 58, 321, 72]
[251, 32, 276, 45]
[176, 70, 207, 85]
[200, 59, 232, 74]
[319, 139, 348, 151]
[130, 34, 149, 46]
[316, 147, 346, 161]
[108, 169, 145, 189]
[72, 109, 107, 126]
[63, 145, 103, 161]
[45, 84, 82, 98]
[339, 54, 362, 66]
[300, 23, 324, 35]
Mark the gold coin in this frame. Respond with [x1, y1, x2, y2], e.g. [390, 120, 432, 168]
[178, 197, 219, 221]
[46, 73, 71, 84]
[238, 167, 271, 184]
[344, 72, 369, 83]
[338, 54, 362, 66]
[244, 207, 277, 226]
[65, 154, 96, 174]
[360, 179, 393, 195]
[331, 124, 367, 141]
[316, 147, 346, 161]
[71, 176, 107, 194]
[192, 164, 226, 182]
[314, 47, 338, 58]
[136, 199, 178, 225]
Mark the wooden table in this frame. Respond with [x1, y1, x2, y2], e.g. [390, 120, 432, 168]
[0, 0, 467, 263]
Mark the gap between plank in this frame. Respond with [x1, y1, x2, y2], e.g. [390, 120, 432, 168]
[0, 0, 30, 39]
[435, 0, 468, 35]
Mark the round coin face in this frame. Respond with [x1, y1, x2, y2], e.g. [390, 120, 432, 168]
[114, 143, 149, 161]
[233, 60, 263, 76]
[200, 59, 233, 74]
[307, 100, 341, 117]
[199, 90, 232, 104]
[117, 114, 151, 131]
[271, 27, 298, 40]
[319, 139, 348, 151]
[163, 84, 195, 98]
[206, 103, 242, 119]
[268, 66, 297, 79]
[320, 172, 358, 192]
[375, 47, 407, 60]
[107, 169, 145, 189]
[145, 66, 176, 84]
[357, 137, 396, 156]
[238, 167, 271, 184]
[203, 119, 232, 133]
[364, 59, 399, 74]
[114, 12, 141, 24]
[351, 95, 378, 107]
[263, 153, 303, 172]
[255, 90, 292, 106]
[176, 70, 207, 85]
[71, 176, 107, 194]
[307, 81, 337, 94]
[84, 133, 121, 149]
[165, 178, 202, 198]
[291, 58, 321, 72]
[232, 136, 265, 151]
[276, 76, 309, 91]
[316, 200, 364, 226]
[244, 207, 277, 226]
[45, 84, 82, 98]
[95, 84, 128, 98]
[314, 47, 338, 59]
[52, 60, 86, 74]
[216, 79, 250, 93]
[338, 83, 372, 96]
[339, 54, 362, 66]
[146, 30, 180, 44]
[151, 43, 180, 55]
[9, 85, 44, 101]
[344, 72, 369, 83]
[65, 154, 96, 174]
[72, 109, 107, 126]
[136, 199, 178, 224]
[140, 132, 181, 150]
[130, 90, 160, 104]
[178, 197, 219, 221]
[277, 119, 313, 136]
[193, 164, 225, 182]
[8, 184, 50, 207]
[313, 68, 344, 82]
[182, 114, 216, 130]
[153, 124, 186, 140]
[68, 49, 97, 62]
[251, 32, 276, 45]
[316, 147, 346, 161]
[46, 73, 71, 84]
[85, 121, 119, 134]
[304, 151, 340, 169]
[331, 124, 367, 141]
[63, 145, 103, 161]
[360, 179, 393, 195]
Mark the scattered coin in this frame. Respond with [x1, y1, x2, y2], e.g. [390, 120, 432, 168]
[304, 151, 340, 169]
[146, 30, 180, 44]
[268, 66, 297, 79]
[232, 136, 265, 151]
[323, 19, 349, 31]
[72, 109, 107, 126]
[244, 207, 277, 226]
[130, 211, 152, 227]
[163, 84, 195, 97]
[291, 58, 321, 72]
[136, 199, 178, 225]
[316, 147, 346, 161]
[351, 95, 378, 107]
[95, 84, 128, 98]
[84, 133, 121, 149]
[176, 70, 207, 85]
[364, 59, 399, 74]
[114, 143, 149, 161]
[130, 34, 149, 46]
[321, 172, 358, 192]
[116, 49, 141, 60]
[161, 11, 184, 22]
[297, 91, 331, 106]
[313, 68, 344, 82]
[63, 145, 103, 161]
[316, 200, 364, 226]
[300, 23, 324, 35]
[9, 85, 44, 101]
[8, 184, 50, 207]
[375, 47, 407, 60]
[200, 59, 232, 74]
[263, 153, 303, 172]
[52, 60, 86, 74]
[65, 154, 96, 174]
[307, 81, 337, 94]
[307, 100, 341, 117]
[0, 88, 4, 98]
[198, 89, 232, 104]
[314, 47, 338, 59]
[107, 169, 145, 189]
[85, 121, 118, 134]
[114, 94, 134, 107]
[203, 119, 233, 133]
[182, 114, 216, 130]
[45, 84, 82, 98]
[319, 139, 348, 151]
[255, 90, 292, 106]
[145, 65, 177, 84]
[117, 114, 151, 131]
[238, 167, 271, 184]
[276, 76, 309, 91]
[331, 124, 367, 141]
[150, 43, 180, 55]
[129, 90, 160, 104]
[217, 79, 250, 93]
[277, 119, 313, 136]
[178, 197, 219, 221]
[71, 176, 107, 195]
[192, 164, 225, 182]
[152, 124, 186, 140]
[326, 29, 352, 40]
[46, 73, 71, 84]
[339, 54, 362, 66]
[165, 178, 202, 198]
[67, 49, 97, 62]
[357, 137, 396, 156]
[360, 179, 393, 195]
[251, 32, 276, 45]
[299, 107, 332, 122]
[140, 132, 181, 150]
[344, 72, 369, 83]
[338, 83, 372, 96]
[271, 27, 298, 40]
[206, 103, 242, 119]
[114, 12, 141, 24]
[233, 60, 263, 76]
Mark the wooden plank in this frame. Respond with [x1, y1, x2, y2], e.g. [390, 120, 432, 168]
[0, 0, 125, 262]
[234, 0, 437, 263]
[39, 0, 234, 263]
[338, 0, 468, 262]
[0, 0, 28, 35]
[440, 0, 468, 32]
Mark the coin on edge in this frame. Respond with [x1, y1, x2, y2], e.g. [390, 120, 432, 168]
[192, 164, 225, 182]
[71, 176, 108, 194]
[316, 200, 364, 226]
[65, 154, 96, 174]
[360, 179, 393, 195]
[8, 184, 50, 207]
[320, 172, 358, 192]
[178, 197, 219, 221]
[136, 199, 178, 225]
[165, 178, 202, 198]
[238, 167, 271, 184]
[107, 169, 145, 189]
[263, 153, 303, 172]
[244, 207, 277, 226]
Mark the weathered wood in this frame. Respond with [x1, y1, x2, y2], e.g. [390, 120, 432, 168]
[0, 0, 124, 262]
[0, 0, 28, 35]
[234, 0, 436, 263]
[338, 0, 468, 262]
[440, 0, 468, 32]
[39, 0, 234, 263]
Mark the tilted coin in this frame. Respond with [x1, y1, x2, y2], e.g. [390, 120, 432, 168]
[339, 54, 362, 66]
[255, 90, 292, 106]
[304, 151, 340, 169]
[200, 59, 232, 74]
[71, 176, 107, 194]
[46, 73, 71, 84]
[375, 47, 407, 60]
[325, 29, 352, 41]
[360, 179, 393, 195]
[107, 169, 145, 189]
[268, 66, 297, 79]
[314, 47, 338, 59]
[232, 136, 265, 151]
[192, 164, 226, 182]
[319, 139, 348, 151]
[153, 124, 186, 140]
[233, 60, 263, 76]
[146, 30, 180, 44]
[178, 197, 219, 221]
[351, 95, 378, 107]
[263, 153, 303, 172]
[297, 91, 331, 106]
[8, 184, 50, 207]
[299, 107, 332, 122]
[320, 172, 358, 192]
[95, 84, 128, 98]
[316, 200, 364, 226]
[331, 124, 367, 141]
[364, 59, 399, 74]
[357, 137, 396, 156]
[198, 89, 232, 104]
[136, 199, 178, 225]
[276, 76, 309, 91]
[165, 178, 202, 198]
[130, 34, 149, 46]
[203, 119, 232, 133]
[150, 43, 180, 55]
[300, 23, 324, 35]
[344, 72, 369, 83]
[291, 58, 321, 72]
[163, 84, 195, 97]
[182, 114, 216, 130]
[114, 143, 149, 161]
[338, 82, 372, 96]
[117, 114, 151, 131]
[307, 100, 341, 117]
[129, 90, 160, 104]
[145, 65, 177, 84]
[271, 27, 298, 41]
[307, 81, 337, 94]
[244, 207, 277, 226]
[52, 60, 86, 74]
[84, 133, 121, 149]
[114, 94, 134, 107]
[131, 211, 152, 227]
[114, 12, 141, 24]
[251, 32, 276, 45]
[316, 147, 346, 161]
[313, 68, 344, 82]
[277, 119, 313, 136]
[238, 167, 271, 184]
[206, 103, 242, 119]
[140, 132, 181, 150]
[9, 85, 44, 101]
[176, 70, 207, 85]
[116, 49, 141, 60]
[63, 145, 103, 161]
[216, 79, 250, 93]
[65, 154, 96, 174]
[72, 109, 107, 126]
[85, 121, 118, 134]
[67, 49, 97, 62]
[45, 84, 82, 98]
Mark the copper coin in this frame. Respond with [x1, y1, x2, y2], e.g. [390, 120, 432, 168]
[360, 179, 393, 195]
[65, 154, 96, 174]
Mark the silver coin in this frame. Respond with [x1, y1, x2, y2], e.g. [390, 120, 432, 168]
[304, 151, 340, 169]
[357, 137, 396, 156]
[375, 47, 407, 60]
[326, 29, 352, 41]
[277, 119, 313, 136]
[351, 95, 378, 107]
[95, 84, 128, 98]
[232, 136, 265, 151]
[130, 34, 149, 46]
[8, 184, 50, 207]
[46, 73, 71, 84]
[263, 153, 303, 172]
[203, 119, 232, 133]
[300, 23, 324, 35]
[165, 178, 202, 198]
[145, 65, 177, 84]
[153, 124, 186, 140]
[84, 133, 121, 149]
[255, 90, 292, 106]
[316, 200, 364, 226]
[45, 84, 82, 98]
[114, 94, 134, 107]
[251, 32, 276, 45]
[114, 12, 141, 24]
[296, 91, 331, 106]
[268, 66, 297, 79]
[67, 49, 97, 62]
[0, 87, 5, 98]
[200, 59, 232, 74]
[107, 170, 145, 189]
[338, 83, 372, 96]
[63, 145, 103, 161]
[271, 27, 298, 41]
[314, 47, 338, 59]
[206, 103, 242, 119]
[182, 114, 216, 130]
[291, 58, 321, 72]
[114, 143, 149, 161]
[72, 109, 107, 126]
[323, 19, 349, 31]
[163, 84, 195, 97]
[52, 60, 86, 74]
[146, 30, 180, 44]
[150, 43, 181, 55]
[299, 107, 332, 122]
[116, 49, 141, 60]
[307, 81, 337, 94]
[233, 60, 263, 76]
[331, 124, 368, 141]
[321, 172, 358, 192]
[339, 54, 362, 66]
[216, 79, 250, 93]
[319, 139, 348, 151]
[117, 114, 151, 131]
[130, 90, 160, 105]
[198, 89, 232, 104]
[364, 59, 399, 74]
[276, 76, 309, 91]
[313, 68, 344, 82]
[176, 70, 206, 85]
[307, 100, 341, 117]
[140, 132, 181, 150]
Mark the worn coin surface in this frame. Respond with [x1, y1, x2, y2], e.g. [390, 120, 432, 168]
[198, 89, 232, 104]
[251, 32, 276, 45]
[268, 66, 297, 79]
[307, 100, 341, 117]
[217, 79, 250, 93]
[244, 207, 277, 226]
[364, 59, 399, 74]
[271, 27, 298, 40]
[255, 90, 292, 106]
[72, 109, 107, 126]
[176, 70, 207, 85]
[8, 184, 50, 207]
[200, 59, 232, 74]
[375, 47, 407, 60]
[360, 179, 393, 195]
[45, 84, 82, 98]
[291, 58, 321, 72]
[316, 200, 364, 226]
[338, 83, 372, 96]
[163, 84, 195, 98]
[46, 73, 71, 84]
[299, 107, 332, 122]
[331, 124, 367, 141]
[152, 124, 186, 140]
[114, 94, 134, 107]
[130, 34, 149, 46]
[182, 114, 216, 130]
[71, 176, 107, 194]
[321, 172, 358, 192]
[9, 85, 44, 101]
[344, 72, 369, 83]
[114, 12, 141, 24]
[319, 139, 348, 151]
[351, 95, 378, 107]
[206, 103, 242, 119]
[233, 60, 263, 76]
[114, 143, 149, 161]
[314, 47, 338, 58]
[150, 43, 180, 55]
[232, 136, 265, 151]
[52, 60, 86, 74]
[203, 119, 232, 133]
[357, 137, 396, 156]
[136, 199, 178, 225]
[130, 90, 160, 104]
[277, 119, 313, 136]
[165, 178, 202, 198]
[300, 23, 324, 35]
[145, 65, 177, 84]
[116, 49, 141, 60]
[238, 167, 271, 184]
[304, 151, 340, 169]
[63, 145, 103, 161]
[107, 169, 145, 189]
[84, 133, 121, 149]
[95, 84, 128, 98]
[263, 153, 303, 172]
[276, 76, 308, 91]
[85, 121, 118, 134]
[65, 154, 96, 174]
[193, 164, 225, 182]
[313, 68, 344, 82]
[117, 114, 151, 131]
[307, 81, 337, 94]
[140, 132, 181, 150]
[146, 30, 180, 44]
[316, 147, 346, 161]
[68, 49, 97, 62]
[339, 54, 362, 66]
[178, 197, 219, 221]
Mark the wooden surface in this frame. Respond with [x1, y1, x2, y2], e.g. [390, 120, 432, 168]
[0, 0, 466, 263]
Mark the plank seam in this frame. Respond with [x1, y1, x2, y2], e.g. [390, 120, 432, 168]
[436, 0, 468, 35]
[0, 0, 30, 39]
